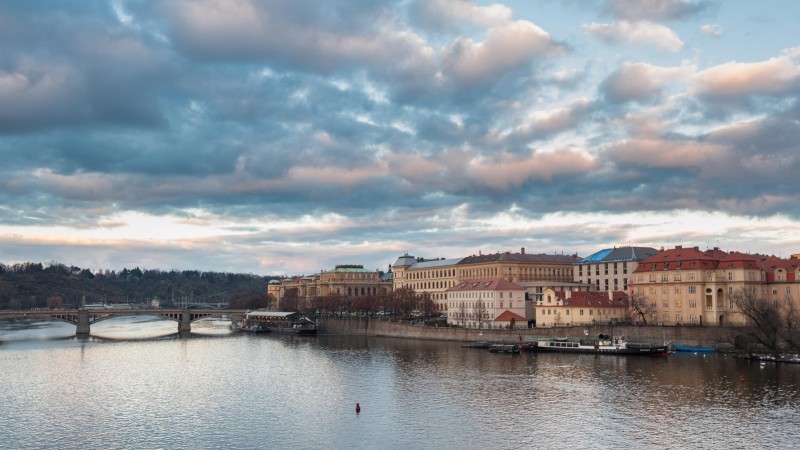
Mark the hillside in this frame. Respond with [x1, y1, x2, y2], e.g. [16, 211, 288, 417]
[0, 262, 274, 310]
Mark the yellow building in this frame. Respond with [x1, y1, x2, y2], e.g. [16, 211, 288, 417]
[393, 248, 581, 313]
[631, 246, 800, 326]
[267, 264, 392, 309]
[536, 288, 629, 327]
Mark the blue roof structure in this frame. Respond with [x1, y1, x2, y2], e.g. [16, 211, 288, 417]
[578, 247, 660, 264]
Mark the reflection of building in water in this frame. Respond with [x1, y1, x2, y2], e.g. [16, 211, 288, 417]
[631, 245, 800, 326]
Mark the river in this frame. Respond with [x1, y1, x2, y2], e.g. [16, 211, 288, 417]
[2, 317, 800, 449]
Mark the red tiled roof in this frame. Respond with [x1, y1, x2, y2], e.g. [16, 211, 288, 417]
[494, 310, 527, 322]
[447, 278, 526, 291]
[634, 246, 723, 272]
[561, 291, 629, 308]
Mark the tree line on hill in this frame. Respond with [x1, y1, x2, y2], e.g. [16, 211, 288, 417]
[0, 262, 273, 311]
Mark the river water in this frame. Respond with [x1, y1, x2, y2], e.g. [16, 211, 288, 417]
[2, 317, 800, 449]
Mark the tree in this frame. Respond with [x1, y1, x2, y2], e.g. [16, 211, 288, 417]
[730, 288, 800, 353]
[46, 296, 64, 310]
[475, 296, 487, 329]
[630, 290, 650, 325]
[392, 287, 417, 316]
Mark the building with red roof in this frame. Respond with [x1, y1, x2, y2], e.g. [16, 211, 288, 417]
[445, 278, 528, 329]
[631, 245, 800, 326]
[536, 289, 629, 327]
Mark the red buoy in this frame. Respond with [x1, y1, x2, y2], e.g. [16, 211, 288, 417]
[356, 403, 361, 413]
[739, 375, 746, 382]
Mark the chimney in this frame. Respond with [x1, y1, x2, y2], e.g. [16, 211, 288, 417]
[521, 247, 525, 254]
[676, 245, 682, 250]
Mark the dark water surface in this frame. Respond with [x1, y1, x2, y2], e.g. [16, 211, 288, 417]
[2, 318, 800, 449]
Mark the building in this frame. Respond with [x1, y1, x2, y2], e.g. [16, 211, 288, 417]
[392, 248, 581, 313]
[630, 246, 800, 326]
[267, 264, 392, 309]
[574, 246, 660, 292]
[446, 278, 528, 329]
[535, 289, 629, 327]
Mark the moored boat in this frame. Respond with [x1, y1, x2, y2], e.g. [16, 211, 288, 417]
[521, 334, 669, 356]
[488, 344, 520, 354]
[237, 311, 317, 335]
[674, 345, 716, 353]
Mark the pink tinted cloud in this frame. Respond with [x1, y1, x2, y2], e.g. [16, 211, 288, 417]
[693, 57, 800, 98]
[442, 20, 563, 86]
[465, 149, 597, 190]
[603, 61, 693, 102]
[605, 138, 727, 168]
[584, 20, 684, 52]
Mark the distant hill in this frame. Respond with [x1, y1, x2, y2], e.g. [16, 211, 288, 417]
[0, 262, 275, 310]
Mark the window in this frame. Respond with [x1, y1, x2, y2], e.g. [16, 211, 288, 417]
[688, 272, 696, 281]
[589, 310, 593, 315]
[674, 286, 682, 294]
[675, 299, 682, 307]
[689, 286, 696, 294]
[787, 286, 792, 296]
[689, 299, 697, 308]
[727, 272, 733, 281]
[580, 309, 584, 315]
[689, 315, 695, 323]
[676, 313, 682, 323]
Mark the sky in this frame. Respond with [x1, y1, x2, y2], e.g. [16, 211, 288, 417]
[1, 0, 799, 276]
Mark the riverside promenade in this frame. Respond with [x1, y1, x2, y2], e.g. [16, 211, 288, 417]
[318, 316, 748, 349]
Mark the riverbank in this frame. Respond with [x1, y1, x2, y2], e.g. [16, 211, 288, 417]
[318, 316, 749, 350]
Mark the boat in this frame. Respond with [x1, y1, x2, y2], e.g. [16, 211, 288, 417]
[488, 344, 520, 354]
[462, 341, 492, 349]
[520, 334, 669, 356]
[237, 311, 317, 335]
[674, 345, 716, 353]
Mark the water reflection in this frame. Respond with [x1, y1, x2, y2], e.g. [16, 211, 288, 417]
[2, 321, 800, 449]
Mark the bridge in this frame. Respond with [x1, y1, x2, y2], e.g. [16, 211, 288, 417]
[0, 308, 248, 335]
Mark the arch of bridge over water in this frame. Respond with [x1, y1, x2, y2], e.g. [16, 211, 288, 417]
[0, 309, 248, 335]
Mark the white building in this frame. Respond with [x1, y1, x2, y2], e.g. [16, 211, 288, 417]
[446, 278, 528, 329]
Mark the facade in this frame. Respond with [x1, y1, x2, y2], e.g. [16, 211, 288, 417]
[574, 246, 660, 292]
[446, 278, 528, 329]
[267, 264, 392, 309]
[393, 248, 581, 313]
[536, 289, 629, 327]
[630, 246, 800, 326]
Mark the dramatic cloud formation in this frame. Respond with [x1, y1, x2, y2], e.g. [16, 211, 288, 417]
[0, 0, 798, 275]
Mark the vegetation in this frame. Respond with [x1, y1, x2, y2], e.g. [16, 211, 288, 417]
[283, 286, 436, 318]
[729, 288, 800, 353]
[0, 261, 273, 310]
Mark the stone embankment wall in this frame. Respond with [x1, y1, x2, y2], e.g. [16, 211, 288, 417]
[318, 317, 749, 349]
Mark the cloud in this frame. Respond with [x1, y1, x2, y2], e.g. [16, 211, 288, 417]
[604, 138, 727, 169]
[408, 0, 513, 32]
[602, 61, 694, 103]
[604, 0, 711, 22]
[692, 56, 800, 100]
[464, 148, 598, 190]
[441, 20, 565, 87]
[699, 23, 723, 37]
[584, 20, 684, 52]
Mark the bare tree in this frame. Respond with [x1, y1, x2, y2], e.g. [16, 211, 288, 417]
[475, 297, 487, 330]
[630, 290, 650, 325]
[729, 288, 800, 353]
